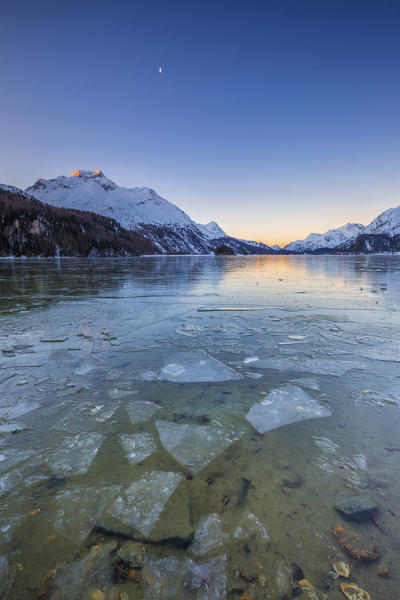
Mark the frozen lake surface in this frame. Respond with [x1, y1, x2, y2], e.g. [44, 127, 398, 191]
[1, 255, 400, 599]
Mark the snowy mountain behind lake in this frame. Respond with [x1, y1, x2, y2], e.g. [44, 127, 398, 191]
[285, 223, 365, 253]
[25, 169, 276, 254]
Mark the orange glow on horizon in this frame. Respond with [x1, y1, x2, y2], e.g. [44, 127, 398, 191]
[70, 169, 101, 176]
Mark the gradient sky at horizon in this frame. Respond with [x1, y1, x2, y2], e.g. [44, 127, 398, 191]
[1, 0, 400, 245]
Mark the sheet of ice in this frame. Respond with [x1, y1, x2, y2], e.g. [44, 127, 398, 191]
[359, 343, 400, 362]
[50, 544, 113, 599]
[0, 471, 22, 495]
[41, 335, 69, 342]
[0, 449, 35, 475]
[190, 514, 229, 556]
[108, 387, 138, 399]
[198, 307, 263, 311]
[246, 386, 331, 433]
[158, 350, 241, 382]
[89, 403, 119, 423]
[245, 372, 263, 379]
[244, 356, 259, 364]
[312, 436, 339, 454]
[104, 369, 122, 381]
[0, 398, 40, 422]
[53, 485, 119, 544]
[143, 554, 227, 600]
[234, 512, 270, 541]
[126, 400, 161, 425]
[156, 420, 244, 474]
[290, 378, 320, 391]
[72, 364, 97, 376]
[120, 433, 157, 464]
[46, 432, 104, 475]
[255, 357, 362, 376]
[312, 437, 367, 487]
[107, 471, 183, 536]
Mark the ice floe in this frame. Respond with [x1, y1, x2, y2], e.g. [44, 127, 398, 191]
[107, 471, 183, 536]
[108, 387, 138, 399]
[190, 513, 229, 556]
[290, 378, 320, 391]
[46, 432, 104, 475]
[142, 554, 228, 599]
[157, 350, 241, 382]
[49, 543, 113, 599]
[234, 512, 270, 541]
[126, 400, 161, 424]
[255, 357, 362, 376]
[120, 433, 157, 464]
[246, 385, 331, 433]
[53, 485, 119, 544]
[156, 420, 244, 474]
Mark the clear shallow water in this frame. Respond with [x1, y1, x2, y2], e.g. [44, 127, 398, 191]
[0, 255, 400, 599]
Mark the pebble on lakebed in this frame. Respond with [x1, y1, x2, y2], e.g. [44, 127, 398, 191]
[334, 496, 378, 522]
[333, 525, 379, 561]
[340, 581, 371, 600]
[333, 561, 351, 578]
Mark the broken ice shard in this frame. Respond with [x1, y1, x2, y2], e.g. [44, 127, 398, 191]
[189, 513, 229, 556]
[53, 485, 120, 544]
[246, 385, 330, 433]
[255, 357, 362, 376]
[234, 512, 269, 541]
[156, 420, 244, 474]
[120, 433, 157, 464]
[46, 432, 104, 475]
[142, 553, 227, 599]
[107, 471, 183, 536]
[158, 350, 241, 382]
[126, 400, 161, 424]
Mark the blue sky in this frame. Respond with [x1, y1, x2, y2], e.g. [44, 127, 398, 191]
[1, 0, 400, 245]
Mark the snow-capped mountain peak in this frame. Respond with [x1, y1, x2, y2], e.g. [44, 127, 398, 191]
[365, 205, 400, 237]
[197, 221, 228, 239]
[285, 222, 365, 252]
[26, 170, 197, 230]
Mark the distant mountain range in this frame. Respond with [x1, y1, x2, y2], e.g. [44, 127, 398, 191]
[24, 170, 276, 255]
[284, 206, 400, 253]
[0, 168, 399, 256]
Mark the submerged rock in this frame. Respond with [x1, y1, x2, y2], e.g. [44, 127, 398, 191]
[334, 496, 378, 522]
[116, 541, 147, 568]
